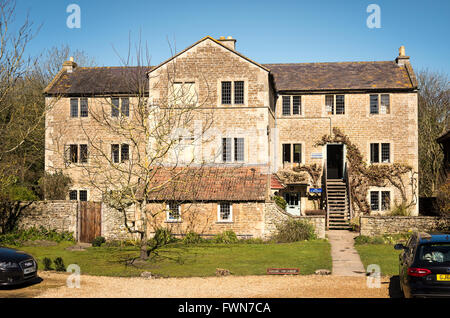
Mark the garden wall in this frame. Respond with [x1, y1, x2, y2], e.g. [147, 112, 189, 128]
[263, 202, 326, 239]
[18, 201, 78, 236]
[360, 216, 449, 236]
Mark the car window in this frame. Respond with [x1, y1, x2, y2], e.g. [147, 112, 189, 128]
[418, 243, 450, 264]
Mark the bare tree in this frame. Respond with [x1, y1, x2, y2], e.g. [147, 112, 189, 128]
[72, 36, 215, 259]
[418, 70, 449, 197]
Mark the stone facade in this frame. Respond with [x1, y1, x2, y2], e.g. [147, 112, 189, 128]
[18, 201, 78, 236]
[43, 36, 419, 237]
[360, 216, 449, 236]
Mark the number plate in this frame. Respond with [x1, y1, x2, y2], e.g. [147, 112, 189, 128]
[436, 274, 450, 281]
[23, 267, 36, 275]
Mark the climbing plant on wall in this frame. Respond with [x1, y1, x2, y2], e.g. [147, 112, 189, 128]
[315, 128, 418, 215]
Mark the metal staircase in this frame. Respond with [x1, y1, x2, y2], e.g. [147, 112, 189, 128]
[326, 179, 351, 229]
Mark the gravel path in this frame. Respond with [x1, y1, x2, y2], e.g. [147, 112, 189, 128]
[33, 272, 394, 298]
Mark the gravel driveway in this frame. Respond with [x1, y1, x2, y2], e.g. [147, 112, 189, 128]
[19, 272, 396, 298]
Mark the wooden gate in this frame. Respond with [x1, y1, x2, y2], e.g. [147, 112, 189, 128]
[79, 202, 102, 243]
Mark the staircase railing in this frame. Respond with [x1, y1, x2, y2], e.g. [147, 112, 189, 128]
[344, 162, 353, 222]
[322, 159, 329, 229]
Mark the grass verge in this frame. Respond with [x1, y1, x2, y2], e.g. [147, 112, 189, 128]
[11, 240, 331, 278]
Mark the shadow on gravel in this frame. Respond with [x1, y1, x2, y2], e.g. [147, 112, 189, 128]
[389, 275, 404, 298]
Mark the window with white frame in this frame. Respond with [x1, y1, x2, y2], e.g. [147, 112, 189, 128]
[370, 143, 391, 163]
[218, 202, 233, 222]
[222, 138, 244, 162]
[167, 202, 181, 221]
[325, 95, 345, 115]
[281, 95, 302, 116]
[370, 190, 391, 211]
[370, 94, 390, 114]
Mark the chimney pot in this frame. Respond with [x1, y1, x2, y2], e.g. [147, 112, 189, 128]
[217, 36, 237, 51]
[62, 58, 77, 73]
[396, 46, 410, 66]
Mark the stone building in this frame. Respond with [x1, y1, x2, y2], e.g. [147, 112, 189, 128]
[43, 36, 419, 239]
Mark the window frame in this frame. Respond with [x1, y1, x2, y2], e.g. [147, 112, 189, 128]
[370, 190, 391, 212]
[234, 81, 244, 105]
[282, 143, 302, 164]
[217, 202, 233, 223]
[70, 98, 79, 118]
[369, 94, 390, 115]
[220, 81, 245, 106]
[79, 98, 88, 117]
[325, 94, 345, 115]
[166, 202, 181, 222]
[370, 142, 391, 164]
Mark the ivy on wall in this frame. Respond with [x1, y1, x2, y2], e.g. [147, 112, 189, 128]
[315, 128, 418, 215]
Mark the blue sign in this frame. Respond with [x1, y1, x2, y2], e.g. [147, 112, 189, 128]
[309, 188, 322, 193]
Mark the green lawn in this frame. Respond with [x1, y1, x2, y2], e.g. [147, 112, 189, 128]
[355, 244, 402, 276]
[12, 240, 331, 277]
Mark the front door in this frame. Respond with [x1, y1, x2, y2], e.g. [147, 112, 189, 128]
[327, 145, 344, 179]
[284, 192, 301, 216]
[79, 202, 102, 243]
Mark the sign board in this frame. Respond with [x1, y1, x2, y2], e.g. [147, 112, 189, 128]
[309, 188, 323, 194]
[267, 268, 300, 275]
[311, 153, 323, 159]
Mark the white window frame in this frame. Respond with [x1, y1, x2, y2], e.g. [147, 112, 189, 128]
[217, 202, 233, 223]
[166, 202, 182, 222]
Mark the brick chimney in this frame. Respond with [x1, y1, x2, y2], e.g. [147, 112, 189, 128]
[395, 46, 410, 66]
[62, 56, 77, 73]
[217, 36, 236, 51]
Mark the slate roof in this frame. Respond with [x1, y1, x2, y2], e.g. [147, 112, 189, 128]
[143, 166, 269, 201]
[262, 61, 417, 91]
[44, 66, 153, 96]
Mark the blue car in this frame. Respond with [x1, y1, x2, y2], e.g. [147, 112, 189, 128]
[0, 247, 38, 286]
[395, 232, 450, 298]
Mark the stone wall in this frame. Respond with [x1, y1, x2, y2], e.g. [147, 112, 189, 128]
[263, 202, 326, 239]
[18, 201, 78, 236]
[360, 216, 450, 236]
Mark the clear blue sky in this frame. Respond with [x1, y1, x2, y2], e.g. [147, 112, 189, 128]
[16, 0, 450, 74]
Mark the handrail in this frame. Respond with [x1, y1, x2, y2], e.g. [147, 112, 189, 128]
[322, 159, 329, 229]
[344, 162, 353, 222]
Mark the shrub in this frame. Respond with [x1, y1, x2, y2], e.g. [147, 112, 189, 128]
[214, 230, 239, 244]
[53, 257, 66, 272]
[37, 171, 72, 200]
[0, 226, 75, 246]
[183, 231, 204, 244]
[389, 203, 411, 216]
[304, 210, 326, 216]
[148, 228, 176, 248]
[349, 217, 360, 232]
[92, 236, 106, 247]
[273, 196, 287, 210]
[43, 257, 53, 271]
[273, 219, 316, 243]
